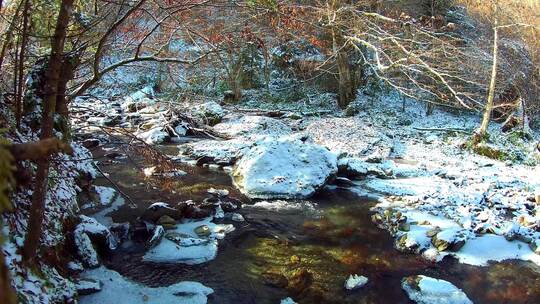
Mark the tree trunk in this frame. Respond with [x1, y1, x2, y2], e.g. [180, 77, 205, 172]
[15, 0, 31, 129]
[474, 3, 499, 143]
[22, 0, 74, 266]
[334, 31, 355, 109]
[0, 249, 16, 304]
[0, 0, 23, 74]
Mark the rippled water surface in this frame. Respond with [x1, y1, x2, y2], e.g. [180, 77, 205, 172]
[88, 141, 540, 304]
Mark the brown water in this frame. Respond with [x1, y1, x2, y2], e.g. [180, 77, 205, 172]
[86, 139, 540, 304]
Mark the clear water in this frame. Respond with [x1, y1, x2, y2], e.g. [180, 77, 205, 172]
[87, 140, 540, 304]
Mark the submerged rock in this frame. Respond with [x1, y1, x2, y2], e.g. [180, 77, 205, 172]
[401, 275, 472, 304]
[287, 268, 313, 296]
[232, 136, 337, 199]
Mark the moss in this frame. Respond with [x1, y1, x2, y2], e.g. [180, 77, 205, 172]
[473, 144, 508, 161]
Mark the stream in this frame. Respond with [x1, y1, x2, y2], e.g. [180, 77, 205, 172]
[82, 136, 540, 304]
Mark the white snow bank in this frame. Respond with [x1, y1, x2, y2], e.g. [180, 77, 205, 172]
[79, 266, 213, 304]
[451, 234, 540, 266]
[245, 200, 318, 213]
[232, 136, 337, 199]
[402, 275, 472, 304]
[213, 115, 292, 137]
[143, 217, 234, 264]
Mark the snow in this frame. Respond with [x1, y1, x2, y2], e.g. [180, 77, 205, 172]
[135, 127, 170, 144]
[450, 234, 540, 266]
[180, 137, 252, 165]
[402, 275, 472, 304]
[74, 216, 118, 267]
[245, 200, 318, 213]
[232, 136, 338, 199]
[213, 115, 292, 137]
[90, 195, 125, 226]
[143, 217, 234, 264]
[280, 297, 297, 304]
[94, 186, 117, 206]
[79, 266, 213, 304]
[344, 274, 368, 290]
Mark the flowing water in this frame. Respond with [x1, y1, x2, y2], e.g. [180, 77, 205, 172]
[85, 139, 540, 304]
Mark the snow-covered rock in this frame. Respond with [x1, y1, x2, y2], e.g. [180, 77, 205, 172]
[213, 115, 292, 137]
[74, 216, 118, 267]
[179, 137, 252, 165]
[232, 136, 337, 199]
[344, 274, 368, 290]
[401, 275, 472, 304]
[135, 127, 170, 145]
[194, 101, 224, 125]
[79, 266, 213, 304]
[75, 278, 102, 296]
[143, 217, 234, 264]
[94, 186, 117, 206]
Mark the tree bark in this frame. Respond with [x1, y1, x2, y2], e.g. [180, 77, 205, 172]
[474, 2, 499, 143]
[15, 0, 31, 129]
[22, 0, 74, 266]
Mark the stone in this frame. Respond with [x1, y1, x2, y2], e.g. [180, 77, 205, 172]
[74, 216, 118, 268]
[82, 138, 100, 149]
[431, 228, 467, 252]
[344, 274, 368, 290]
[157, 215, 177, 230]
[334, 177, 354, 187]
[165, 232, 209, 247]
[194, 225, 211, 237]
[231, 213, 245, 222]
[232, 136, 337, 199]
[75, 278, 102, 296]
[141, 202, 181, 222]
[401, 275, 473, 304]
[147, 225, 165, 249]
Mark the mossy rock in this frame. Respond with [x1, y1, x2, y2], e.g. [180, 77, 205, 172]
[473, 143, 508, 160]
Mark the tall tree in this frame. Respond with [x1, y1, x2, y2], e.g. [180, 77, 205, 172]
[22, 0, 74, 265]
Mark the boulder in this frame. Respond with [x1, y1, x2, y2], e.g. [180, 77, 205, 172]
[194, 101, 224, 125]
[232, 136, 337, 199]
[74, 216, 118, 268]
[401, 275, 472, 304]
